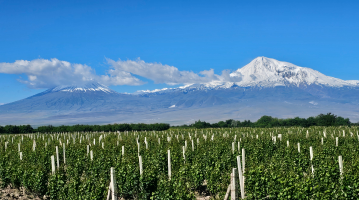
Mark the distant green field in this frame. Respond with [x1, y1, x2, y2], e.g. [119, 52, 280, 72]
[0, 126, 358, 199]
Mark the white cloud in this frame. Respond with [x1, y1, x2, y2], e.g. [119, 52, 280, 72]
[107, 58, 241, 85]
[0, 57, 241, 89]
[0, 58, 144, 88]
[0, 103, 4, 106]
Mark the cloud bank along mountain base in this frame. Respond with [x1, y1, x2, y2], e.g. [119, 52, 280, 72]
[0, 58, 238, 89]
[0, 57, 359, 126]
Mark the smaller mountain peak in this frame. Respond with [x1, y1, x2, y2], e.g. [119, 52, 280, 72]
[48, 82, 115, 93]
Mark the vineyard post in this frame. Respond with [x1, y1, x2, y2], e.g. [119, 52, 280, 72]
[168, 150, 171, 180]
[102, 142, 104, 149]
[51, 155, 55, 174]
[63, 143, 66, 164]
[237, 156, 245, 199]
[310, 146, 313, 160]
[232, 142, 235, 154]
[122, 146, 124, 156]
[111, 167, 117, 200]
[183, 146, 186, 164]
[287, 140, 289, 147]
[87, 145, 89, 156]
[20, 152, 22, 160]
[242, 149, 245, 174]
[137, 142, 140, 156]
[90, 150, 93, 161]
[18, 143, 20, 152]
[336, 137, 338, 146]
[224, 184, 231, 200]
[297, 143, 300, 153]
[338, 155, 343, 176]
[139, 155, 143, 176]
[56, 146, 59, 169]
[231, 168, 238, 200]
[310, 146, 314, 175]
[192, 140, 194, 151]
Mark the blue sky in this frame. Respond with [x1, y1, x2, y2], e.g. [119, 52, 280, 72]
[0, 0, 358, 104]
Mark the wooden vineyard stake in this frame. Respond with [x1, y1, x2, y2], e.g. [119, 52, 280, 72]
[20, 152, 22, 160]
[232, 142, 235, 154]
[111, 167, 117, 199]
[310, 146, 314, 175]
[237, 156, 245, 199]
[224, 184, 231, 200]
[182, 146, 186, 164]
[310, 146, 313, 161]
[87, 145, 89, 156]
[51, 155, 55, 175]
[287, 140, 289, 147]
[231, 168, 238, 200]
[56, 146, 59, 169]
[90, 150, 93, 161]
[122, 146, 124, 156]
[242, 149, 245, 174]
[63, 144, 66, 164]
[168, 150, 171, 180]
[192, 140, 194, 151]
[139, 155, 143, 176]
[336, 137, 338, 147]
[297, 143, 300, 153]
[137, 142, 140, 156]
[338, 155, 343, 176]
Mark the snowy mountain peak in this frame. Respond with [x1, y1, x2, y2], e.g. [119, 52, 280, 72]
[49, 82, 115, 93]
[230, 56, 359, 88]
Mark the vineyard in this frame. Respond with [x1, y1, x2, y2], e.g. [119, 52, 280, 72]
[0, 126, 358, 199]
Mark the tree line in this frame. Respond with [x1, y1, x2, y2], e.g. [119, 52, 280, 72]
[0, 113, 355, 133]
[0, 123, 170, 134]
[174, 113, 354, 129]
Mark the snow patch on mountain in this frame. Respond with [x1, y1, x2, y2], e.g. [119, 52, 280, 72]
[49, 82, 115, 93]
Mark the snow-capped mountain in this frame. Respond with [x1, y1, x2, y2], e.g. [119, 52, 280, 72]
[230, 56, 359, 87]
[46, 82, 115, 93]
[138, 57, 359, 94]
[1, 57, 359, 126]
